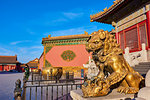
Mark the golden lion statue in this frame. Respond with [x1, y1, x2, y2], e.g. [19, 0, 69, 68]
[82, 30, 144, 97]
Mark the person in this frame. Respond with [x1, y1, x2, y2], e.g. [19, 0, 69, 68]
[24, 64, 30, 79]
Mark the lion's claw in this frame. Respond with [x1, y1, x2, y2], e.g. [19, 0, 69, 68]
[117, 86, 139, 94]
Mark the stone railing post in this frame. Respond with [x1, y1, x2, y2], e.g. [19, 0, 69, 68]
[141, 43, 148, 62]
[22, 76, 27, 100]
[14, 79, 22, 100]
[124, 47, 133, 66]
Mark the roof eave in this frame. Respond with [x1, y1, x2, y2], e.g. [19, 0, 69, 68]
[42, 35, 90, 44]
[91, 0, 126, 23]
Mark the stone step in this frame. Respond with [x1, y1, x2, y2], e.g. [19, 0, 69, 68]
[135, 65, 150, 67]
[134, 68, 150, 72]
[134, 68, 149, 71]
[133, 67, 150, 70]
[139, 62, 150, 65]
[134, 71, 149, 75]
[132, 62, 150, 75]
[135, 70, 148, 73]
[134, 71, 148, 74]
[133, 68, 150, 72]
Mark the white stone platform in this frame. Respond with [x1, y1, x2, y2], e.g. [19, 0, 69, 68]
[70, 89, 135, 100]
[136, 70, 150, 100]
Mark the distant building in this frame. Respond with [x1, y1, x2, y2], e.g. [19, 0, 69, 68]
[90, 0, 150, 66]
[38, 52, 43, 70]
[21, 58, 38, 72]
[39, 33, 91, 77]
[20, 64, 26, 72]
[0, 55, 21, 72]
[27, 58, 38, 71]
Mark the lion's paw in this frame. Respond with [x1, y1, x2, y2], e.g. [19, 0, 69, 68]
[117, 86, 139, 94]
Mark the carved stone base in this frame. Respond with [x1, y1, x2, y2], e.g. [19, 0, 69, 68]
[70, 89, 135, 100]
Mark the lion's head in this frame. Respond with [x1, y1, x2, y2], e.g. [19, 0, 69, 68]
[86, 30, 122, 56]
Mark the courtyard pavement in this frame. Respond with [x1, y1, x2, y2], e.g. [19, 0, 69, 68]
[0, 72, 24, 100]
[0, 72, 80, 100]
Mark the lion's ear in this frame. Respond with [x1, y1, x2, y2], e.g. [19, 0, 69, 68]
[87, 36, 91, 42]
[99, 31, 106, 40]
[91, 31, 96, 35]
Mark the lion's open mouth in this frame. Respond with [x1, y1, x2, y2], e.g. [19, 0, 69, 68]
[94, 48, 101, 53]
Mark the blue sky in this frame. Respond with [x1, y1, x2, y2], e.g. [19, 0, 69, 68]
[0, 0, 114, 63]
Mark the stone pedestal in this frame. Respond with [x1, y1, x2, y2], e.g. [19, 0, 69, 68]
[136, 70, 150, 100]
[137, 87, 150, 100]
[83, 56, 99, 79]
[70, 89, 134, 100]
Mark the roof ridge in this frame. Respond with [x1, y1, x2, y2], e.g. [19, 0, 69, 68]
[44, 33, 90, 39]
[42, 32, 90, 42]
[0, 55, 17, 57]
[90, 0, 124, 21]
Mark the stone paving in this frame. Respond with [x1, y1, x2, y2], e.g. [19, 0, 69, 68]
[0, 72, 82, 100]
[0, 72, 24, 100]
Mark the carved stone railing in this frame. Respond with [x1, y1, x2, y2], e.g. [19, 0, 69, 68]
[83, 56, 99, 79]
[14, 79, 22, 100]
[124, 43, 148, 67]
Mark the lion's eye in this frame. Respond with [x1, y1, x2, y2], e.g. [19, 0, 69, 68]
[95, 41, 99, 44]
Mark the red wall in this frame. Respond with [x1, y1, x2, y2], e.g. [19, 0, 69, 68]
[118, 20, 148, 52]
[45, 44, 91, 67]
[4, 65, 16, 71]
[0, 65, 3, 71]
[146, 10, 150, 48]
[39, 55, 44, 70]
[0, 64, 22, 72]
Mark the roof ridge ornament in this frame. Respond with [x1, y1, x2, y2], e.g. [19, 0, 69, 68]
[48, 35, 51, 38]
[84, 31, 89, 35]
[90, 0, 123, 21]
[103, 7, 107, 12]
[113, 0, 120, 4]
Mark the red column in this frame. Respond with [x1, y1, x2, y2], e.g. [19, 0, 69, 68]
[137, 24, 141, 50]
[0, 65, 2, 71]
[3, 65, 6, 71]
[6, 66, 8, 71]
[115, 32, 119, 43]
[146, 11, 150, 48]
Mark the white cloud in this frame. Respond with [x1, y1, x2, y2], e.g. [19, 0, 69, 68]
[26, 28, 35, 35]
[0, 47, 15, 56]
[52, 18, 68, 23]
[29, 32, 35, 34]
[30, 46, 43, 49]
[0, 44, 43, 63]
[15, 45, 43, 63]
[63, 12, 84, 19]
[19, 46, 43, 62]
[45, 12, 84, 24]
[10, 40, 32, 45]
[44, 25, 98, 37]
[0, 47, 9, 52]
